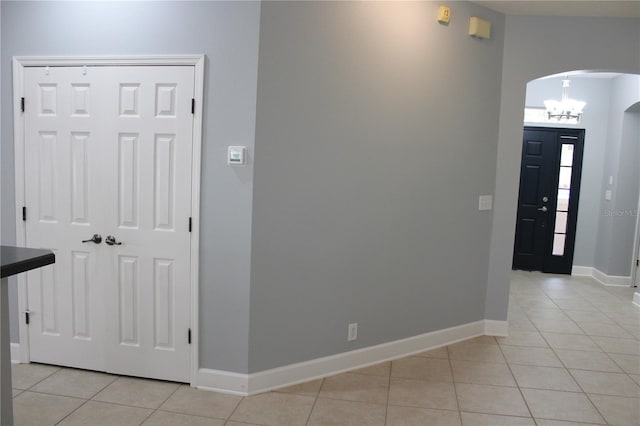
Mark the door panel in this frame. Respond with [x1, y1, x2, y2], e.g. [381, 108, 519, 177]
[24, 65, 194, 382]
[513, 127, 584, 274]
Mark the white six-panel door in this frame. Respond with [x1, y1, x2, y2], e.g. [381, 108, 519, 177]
[23, 65, 194, 382]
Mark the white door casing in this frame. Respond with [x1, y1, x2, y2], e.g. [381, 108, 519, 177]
[13, 56, 204, 384]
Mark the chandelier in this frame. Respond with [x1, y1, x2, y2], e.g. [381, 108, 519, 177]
[544, 77, 586, 122]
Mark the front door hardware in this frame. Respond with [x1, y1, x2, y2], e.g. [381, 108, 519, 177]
[105, 235, 123, 246]
[82, 234, 102, 244]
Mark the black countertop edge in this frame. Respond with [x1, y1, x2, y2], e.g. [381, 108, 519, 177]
[1, 246, 56, 279]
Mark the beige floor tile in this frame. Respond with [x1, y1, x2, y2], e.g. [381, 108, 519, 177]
[31, 368, 116, 399]
[564, 310, 614, 323]
[570, 369, 640, 397]
[592, 336, 640, 355]
[460, 412, 534, 425]
[508, 317, 537, 331]
[13, 391, 85, 426]
[525, 308, 568, 321]
[229, 392, 315, 426]
[521, 388, 604, 424]
[143, 411, 225, 425]
[510, 365, 580, 392]
[551, 299, 597, 311]
[500, 346, 562, 367]
[535, 419, 606, 426]
[11, 363, 60, 390]
[608, 353, 640, 375]
[462, 336, 498, 345]
[414, 346, 449, 359]
[588, 394, 640, 426]
[391, 357, 453, 382]
[58, 400, 153, 425]
[542, 332, 601, 352]
[450, 360, 516, 387]
[388, 378, 457, 410]
[93, 376, 180, 409]
[319, 372, 388, 404]
[274, 378, 323, 396]
[307, 398, 386, 426]
[496, 331, 548, 348]
[12, 389, 22, 397]
[159, 385, 242, 419]
[447, 342, 506, 364]
[387, 405, 461, 426]
[455, 383, 529, 417]
[530, 319, 584, 334]
[352, 362, 391, 377]
[576, 321, 635, 339]
[630, 374, 640, 385]
[554, 349, 622, 372]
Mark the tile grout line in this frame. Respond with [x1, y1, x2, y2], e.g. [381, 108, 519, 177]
[384, 361, 392, 425]
[495, 338, 536, 423]
[445, 345, 465, 426]
[303, 378, 323, 426]
[531, 289, 610, 424]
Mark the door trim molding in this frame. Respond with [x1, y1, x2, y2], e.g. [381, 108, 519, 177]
[12, 55, 205, 385]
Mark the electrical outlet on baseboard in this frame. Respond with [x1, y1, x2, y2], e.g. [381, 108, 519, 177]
[348, 323, 358, 341]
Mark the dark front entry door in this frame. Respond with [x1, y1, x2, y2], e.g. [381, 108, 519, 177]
[513, 127, 585, 274]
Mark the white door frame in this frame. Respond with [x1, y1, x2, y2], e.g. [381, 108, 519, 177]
[12, 55, 204, 385]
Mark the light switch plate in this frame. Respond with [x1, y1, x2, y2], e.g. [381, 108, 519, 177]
[479, 195, 493, 211]
[227, 146, 247, 166]
[605, 190, 612, 201]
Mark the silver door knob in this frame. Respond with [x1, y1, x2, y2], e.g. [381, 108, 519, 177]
[82, 234, 102, 244]
[538, 206, 548, 212]
[105, 235, 123, 246]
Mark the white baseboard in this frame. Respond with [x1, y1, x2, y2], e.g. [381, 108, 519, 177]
[633, 292, 640, 309]
[571, 266, 593, 276]
[196, 319, 504, 396]
[11, 343, 20, 364]
[572, 266, 631, 287]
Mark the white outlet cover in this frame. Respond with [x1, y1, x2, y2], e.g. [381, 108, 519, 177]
[478, 195, 493, 211]
[605, 190, 612, 201]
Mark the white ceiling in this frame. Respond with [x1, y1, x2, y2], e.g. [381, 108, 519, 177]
[473, 1, 640, 18]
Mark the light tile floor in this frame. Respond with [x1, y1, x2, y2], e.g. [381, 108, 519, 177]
[11, 271, 640, 425]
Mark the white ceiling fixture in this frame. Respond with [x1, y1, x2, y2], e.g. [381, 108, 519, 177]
[544, 77, 586, 122]
[473, 1, 640, 18]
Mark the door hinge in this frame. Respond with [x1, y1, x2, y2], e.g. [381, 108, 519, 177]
[191, 98, 195, 114]
[24, 311, 30, 325]
[20, 97, 25, 113]
[188, 217, 192, 233]
[636, 259, 639, 267]
[188, 328, 192, 344]
[22, 206, 27, 221]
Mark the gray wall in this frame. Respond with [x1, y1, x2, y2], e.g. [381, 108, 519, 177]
[525, 76, 612, 268]
[0, 1, 261, 373]
[594, 75, 640, 276]
[487, 16, 640, 321]
[249, 1, 505, 372]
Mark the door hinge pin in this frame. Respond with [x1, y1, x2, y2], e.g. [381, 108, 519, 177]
[189, 217, 192, 233]
[188, 328, 192, 344]
[636, 259, 639, 267]
[25, 311, 30, 325]
[191, 98, 195, 114]
[20, 97, 25, 113]
[22, 206, 27, 221]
